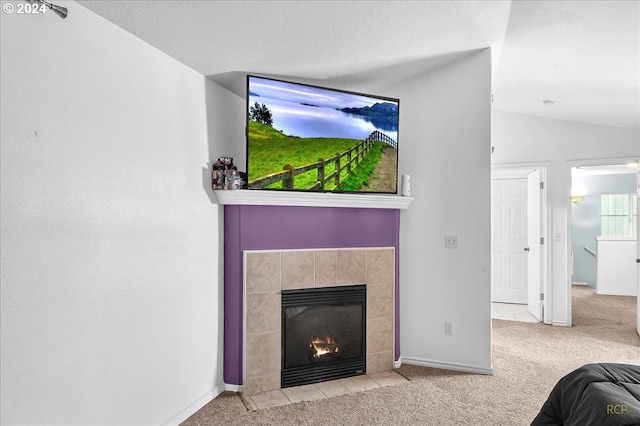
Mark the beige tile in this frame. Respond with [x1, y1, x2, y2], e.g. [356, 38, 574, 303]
[249, 390, 291, 410]
[240, 393, 258, 411]
[281, 384, 327, 403]
[316, 379, 351, 398]
[515, 314, 540, 323]
[492, 312, 517, 322]
[493, 302, 529, 315]
[338, 374, 380, 393]
[336, 250, 367, 285]
[367, 316, 394, 354]
[492, 302, 539, 323]
[246, 252, 281, 293]
[245, 331, 280, 377]
[246, 292, 280, 334]
[366, 249, 395, 285]
[315, 250, 337, 287]
[369, 370, 408, 387]
[367, 351, 394, 375]
[243, 373, 280, 396]
[282, 251, 315, 290]
[367, 281, 394, 319]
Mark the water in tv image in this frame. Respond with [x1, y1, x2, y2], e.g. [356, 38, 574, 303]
[246, 75, 399, 194]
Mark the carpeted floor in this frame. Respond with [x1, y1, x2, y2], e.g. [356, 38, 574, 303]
[182, 286, 639, 425]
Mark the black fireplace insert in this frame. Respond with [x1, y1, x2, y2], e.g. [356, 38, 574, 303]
[281, 285, 366, 388]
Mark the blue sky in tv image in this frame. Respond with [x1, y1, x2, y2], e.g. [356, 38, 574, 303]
[248, 76, 398, 142]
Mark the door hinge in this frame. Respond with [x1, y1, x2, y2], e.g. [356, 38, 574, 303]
[540, 293, 544, 301]
[540, 237, 544, 244]
[540, 182, 544, 189]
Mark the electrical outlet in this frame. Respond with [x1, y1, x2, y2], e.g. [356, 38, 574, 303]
[445, 321, 454, 335]
[445, 235, 458, 248]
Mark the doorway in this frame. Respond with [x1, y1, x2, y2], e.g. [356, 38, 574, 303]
[491, 167, 547, 323]
[567, 159, 639, 329]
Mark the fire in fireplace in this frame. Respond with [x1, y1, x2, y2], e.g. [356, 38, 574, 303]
[281, 285, 366, 388]
[310, 335, 339, 359]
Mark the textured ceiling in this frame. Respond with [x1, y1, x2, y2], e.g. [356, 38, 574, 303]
[77, 0, 640, 129]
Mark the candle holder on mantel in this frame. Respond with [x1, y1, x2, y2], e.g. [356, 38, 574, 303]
[211, 156, 246, 190]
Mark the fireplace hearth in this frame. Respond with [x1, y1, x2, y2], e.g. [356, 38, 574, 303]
[281, 285, 366, 388]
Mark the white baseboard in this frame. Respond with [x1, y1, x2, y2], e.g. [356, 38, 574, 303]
[551, 321, 569, 327]
[596, 290, 637, 297]
[394, 357, 402, 369]
[224, 383, 243, 393]
[401, 356, 493, 376]
[162, 382, 224, 426]
[572, 281, 589, 286]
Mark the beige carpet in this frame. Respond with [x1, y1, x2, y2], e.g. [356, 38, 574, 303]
[182, 286, 639, 425]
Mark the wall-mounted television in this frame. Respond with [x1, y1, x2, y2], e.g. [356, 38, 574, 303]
[246, 75, 399, 194]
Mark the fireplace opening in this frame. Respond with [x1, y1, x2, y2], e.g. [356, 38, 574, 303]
[281, 285, 366, 388]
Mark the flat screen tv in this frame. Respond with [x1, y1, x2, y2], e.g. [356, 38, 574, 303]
[246, 75, 399, 194]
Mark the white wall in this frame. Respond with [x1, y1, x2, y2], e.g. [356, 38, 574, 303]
[0, 2, 225, 424]
[395, 50, 493, 373]
[492, 111, 639, 325]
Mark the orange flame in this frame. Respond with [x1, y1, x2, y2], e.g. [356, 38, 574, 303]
[310, 335, 339, 358]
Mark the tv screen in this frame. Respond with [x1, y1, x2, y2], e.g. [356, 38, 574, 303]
[246, 75, 399, 194]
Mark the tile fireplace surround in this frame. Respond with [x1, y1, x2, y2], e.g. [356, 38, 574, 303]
[243, 247, 395, 395]
[222, 200, 406, 394]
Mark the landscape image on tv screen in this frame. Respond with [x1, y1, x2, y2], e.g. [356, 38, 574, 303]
[246, 75, 399, 194]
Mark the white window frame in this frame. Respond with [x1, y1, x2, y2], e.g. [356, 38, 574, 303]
[601, 193, 638, 237]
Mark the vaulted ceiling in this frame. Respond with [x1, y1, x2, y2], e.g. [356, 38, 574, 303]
[77, 0, 639, 130]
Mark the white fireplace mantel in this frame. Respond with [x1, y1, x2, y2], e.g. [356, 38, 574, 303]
[213, 190, 413, 209]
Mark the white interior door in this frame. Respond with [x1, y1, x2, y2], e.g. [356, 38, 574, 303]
[492, 178, 528, 304]
[527, 169, 543, 321]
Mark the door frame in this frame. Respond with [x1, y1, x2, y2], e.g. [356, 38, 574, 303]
[565, 156, 639, 327]
[492, 163, 549, 323]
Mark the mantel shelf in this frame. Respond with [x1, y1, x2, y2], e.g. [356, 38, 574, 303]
[213, 190, 413, 209]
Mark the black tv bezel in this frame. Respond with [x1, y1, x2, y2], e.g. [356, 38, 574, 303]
[245, 74, 400, 195]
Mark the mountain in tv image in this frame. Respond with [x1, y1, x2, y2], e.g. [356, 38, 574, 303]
[246, 77, 399, 194]
[340, 102, 399, 132]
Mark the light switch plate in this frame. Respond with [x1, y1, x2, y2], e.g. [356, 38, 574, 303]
[445, 235, 458, 248]
[445, 321, 454, 335]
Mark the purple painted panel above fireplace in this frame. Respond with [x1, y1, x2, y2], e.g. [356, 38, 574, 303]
[223, 204, 401, 386]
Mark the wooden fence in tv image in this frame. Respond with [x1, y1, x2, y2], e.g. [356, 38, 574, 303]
[248, 130, 396, 191]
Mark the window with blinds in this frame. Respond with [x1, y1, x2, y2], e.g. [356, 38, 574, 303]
[601, 193, 638, 237]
